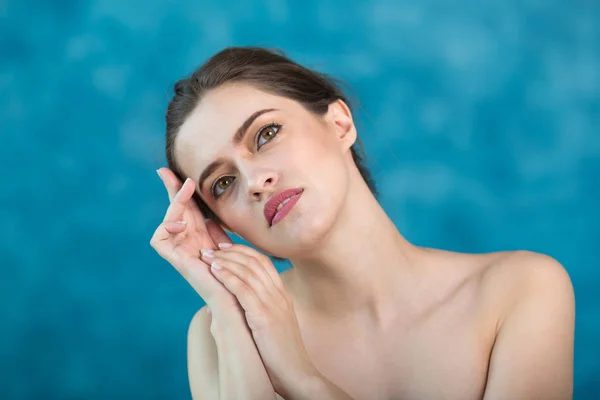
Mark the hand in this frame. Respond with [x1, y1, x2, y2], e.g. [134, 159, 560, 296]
[150, 168, 240, 313]
[200, 243, 319, 398]
[152, 169, 280, 400]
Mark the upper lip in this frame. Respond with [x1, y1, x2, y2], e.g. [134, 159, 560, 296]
[264, 188, 303, 226]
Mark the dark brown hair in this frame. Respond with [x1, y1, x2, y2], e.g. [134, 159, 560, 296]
[165, 46, 378, 259]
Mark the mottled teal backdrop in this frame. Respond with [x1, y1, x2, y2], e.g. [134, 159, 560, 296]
[1, 0, 598, 399]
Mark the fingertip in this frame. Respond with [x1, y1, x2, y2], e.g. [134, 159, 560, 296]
[174, 178, 192, 200]
[156, 169, 165, 183]
[184, 178, 195, 192]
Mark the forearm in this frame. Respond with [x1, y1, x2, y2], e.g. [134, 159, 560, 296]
[284, 372, 354, 400]
[210, 309, 276, 400]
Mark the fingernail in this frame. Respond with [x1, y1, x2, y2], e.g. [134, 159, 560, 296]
[201, 249, 214, 258]
[156, 169, 163, 179]
[211, 261, 222, 270]
[218, 243, 233, 249]
[176, 221, 187, 226]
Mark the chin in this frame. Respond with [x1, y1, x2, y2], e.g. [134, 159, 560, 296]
[244, 191, 342, 256]
[269, 206, 338, 258]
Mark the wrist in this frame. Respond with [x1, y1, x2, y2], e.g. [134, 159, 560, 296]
[207, 305, 248, 335]
[279, 365, 322, 400]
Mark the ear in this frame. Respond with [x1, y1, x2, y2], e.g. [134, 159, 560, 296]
[327, 99, 357, 151]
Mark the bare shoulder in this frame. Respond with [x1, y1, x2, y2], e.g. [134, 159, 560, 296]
[187, 306, 286, 400]
[187, 306, 219, 400]
[474, 251, 575, 398]
[476, 250, 575, 329]
[421, 248, 574, 327]
[479, 250, 573, 296]
[189, 305, 211, 330]
[188, 305, 213, 344]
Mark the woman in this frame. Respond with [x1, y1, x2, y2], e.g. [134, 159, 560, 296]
[150, 47, 575, 400]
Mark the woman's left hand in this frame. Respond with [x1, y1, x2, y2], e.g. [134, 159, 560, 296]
[200, 243, 318, 398]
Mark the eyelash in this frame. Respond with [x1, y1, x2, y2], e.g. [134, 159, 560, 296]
[210, 122, 283, 199]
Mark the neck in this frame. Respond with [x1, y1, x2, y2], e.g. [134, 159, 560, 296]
[288, 172, 426, 328]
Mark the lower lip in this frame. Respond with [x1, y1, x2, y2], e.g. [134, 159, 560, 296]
[271, 192, 303, 226]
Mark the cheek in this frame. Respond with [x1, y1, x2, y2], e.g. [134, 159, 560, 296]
[220, 202, 251, 224]
[285, 130, 336, 172]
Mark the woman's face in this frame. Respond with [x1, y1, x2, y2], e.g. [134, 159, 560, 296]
[174, 82, 357, 258]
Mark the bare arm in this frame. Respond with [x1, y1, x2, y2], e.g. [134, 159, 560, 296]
[483, 252, 575, 400]
[152, 171, 281, 399]
[211, 307, 279, 400]
[187, 307, 220, 400]
[285, 374, 355, 400]
[187, 305, 282, 400]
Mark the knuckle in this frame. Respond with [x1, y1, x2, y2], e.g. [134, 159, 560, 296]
[247, 311, 270, 329]
[258, 254, 271, 265]
[276, 279, 286, 291]
[233, 280, 249, 295]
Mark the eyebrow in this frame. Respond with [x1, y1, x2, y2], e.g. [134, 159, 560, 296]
[197, 108, 278, 194]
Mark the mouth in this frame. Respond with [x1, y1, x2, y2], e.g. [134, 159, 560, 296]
[264, 188, 304, 227]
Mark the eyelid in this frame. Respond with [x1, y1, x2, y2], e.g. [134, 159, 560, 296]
[254, 121, 280, 148]
[210, 122, 282, 198]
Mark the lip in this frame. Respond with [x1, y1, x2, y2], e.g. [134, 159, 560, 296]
[264, 188, 304, 227]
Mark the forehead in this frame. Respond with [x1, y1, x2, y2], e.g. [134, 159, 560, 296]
[175, 83, 298, 180]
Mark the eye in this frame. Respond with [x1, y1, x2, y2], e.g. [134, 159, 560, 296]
[211, 176, 234, 198]
[256, 123, 281, 149]
[210, 123, 282, 198]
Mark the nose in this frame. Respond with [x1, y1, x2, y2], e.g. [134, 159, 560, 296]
[244, 168, 278, 201]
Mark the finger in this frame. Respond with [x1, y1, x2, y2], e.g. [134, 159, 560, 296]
[157, 167, 183, 202]
[164, 221, 188, 234]
[210, 257, 271, 300]
[206, 249, 275, 299]
[216, 244, 284, 292]
[163, 178, 195, 223]
[206, 219, 233, 246]
[150, 221, 185, 261]
[158, 168, 209, 235]
[209, 262, 265, 316]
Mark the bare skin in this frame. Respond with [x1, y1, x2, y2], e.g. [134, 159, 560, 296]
[162, 82, 574, 399]
[187, 241, 574, 400]
[279, 249, 518, 400]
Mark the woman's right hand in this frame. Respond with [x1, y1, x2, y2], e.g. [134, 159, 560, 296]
[150, 168, 241, 315]
[153, 169, 279, 400]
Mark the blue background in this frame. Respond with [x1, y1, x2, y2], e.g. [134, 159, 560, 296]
[1, 0, 599, 398]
